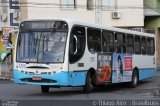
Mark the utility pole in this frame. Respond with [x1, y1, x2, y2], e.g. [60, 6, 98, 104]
[95, 0, 102, 24]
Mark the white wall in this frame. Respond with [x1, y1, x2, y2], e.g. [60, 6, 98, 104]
[26, 0, 144, 27]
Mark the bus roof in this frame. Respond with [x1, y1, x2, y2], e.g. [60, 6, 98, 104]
[21, 18, 155, 38]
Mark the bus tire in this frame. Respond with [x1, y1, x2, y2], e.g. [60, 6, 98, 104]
[129, 70, 139, 88]
[41, 85, 49, 93]
[83, 72, 92, 93]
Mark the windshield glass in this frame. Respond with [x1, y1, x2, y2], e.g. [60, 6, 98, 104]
[16, 31, 67, 63]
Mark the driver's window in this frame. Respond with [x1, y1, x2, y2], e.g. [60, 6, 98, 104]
[69, 26, 86, 64]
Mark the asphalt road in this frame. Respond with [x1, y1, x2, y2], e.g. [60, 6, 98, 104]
[0, 74, 160, 106]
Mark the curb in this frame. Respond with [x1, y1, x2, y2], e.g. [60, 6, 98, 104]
[0, 77, 13, 81]
[157, 71, 160, 76]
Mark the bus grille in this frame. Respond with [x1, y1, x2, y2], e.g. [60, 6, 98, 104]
[21, 78, 57, 83]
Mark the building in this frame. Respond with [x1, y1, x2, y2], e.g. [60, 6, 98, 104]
[24, 0, 144, 28]
[144, 0, 160, 69]
[0, 0, 21, 51]
[0, 0, 22, 66]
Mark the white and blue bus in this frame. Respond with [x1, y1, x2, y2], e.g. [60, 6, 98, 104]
[13, 19, 156, 93]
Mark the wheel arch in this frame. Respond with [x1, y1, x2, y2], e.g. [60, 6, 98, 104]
[133, 67, 139, 80]
[87, 67, 97, 85]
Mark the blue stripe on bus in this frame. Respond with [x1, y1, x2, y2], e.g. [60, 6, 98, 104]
[68, 71, 87, 86]
[13, 69, 87, 86]
[139, 68, 156, 80]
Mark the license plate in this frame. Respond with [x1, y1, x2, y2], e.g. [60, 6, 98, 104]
[32, 77, 42, 81]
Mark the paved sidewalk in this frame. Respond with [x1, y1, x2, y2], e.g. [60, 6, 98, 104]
[0, 72, 13, 81]
[0, 76, 13, 80]
[0, 63, 13, 80]
[157, 70, 160, 76]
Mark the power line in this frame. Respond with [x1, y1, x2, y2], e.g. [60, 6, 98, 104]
[0, 5, 147, 9]
[0, 1, 151, 9]
[1, 1, 159, 8]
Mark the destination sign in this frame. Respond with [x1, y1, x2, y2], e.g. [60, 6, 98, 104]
[20, 21, 68, 30]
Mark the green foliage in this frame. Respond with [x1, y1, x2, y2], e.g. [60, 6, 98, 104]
[0, 50, 11, 62]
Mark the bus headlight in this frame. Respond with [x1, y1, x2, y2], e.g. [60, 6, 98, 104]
[21, 70, 24, 73]
[60, 67, 63, 70]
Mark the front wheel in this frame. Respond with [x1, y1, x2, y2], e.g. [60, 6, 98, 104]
[129, 70, 139, 88]
[41, 85, 49, 93]
[83, 73, 93, 93]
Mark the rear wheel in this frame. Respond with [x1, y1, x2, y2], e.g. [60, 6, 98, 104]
[83, 73, 93, 93]
[129, 70, 139, 88]
[41, 85, 49, 93]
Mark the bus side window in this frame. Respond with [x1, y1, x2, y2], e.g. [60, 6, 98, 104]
[127, 34, 134, 54]
[102, 30, 114, 53]
[115, 33, 126, 53]
[87, 28, 101, 53]
[147, 37, 155, 55]
[141, 37, 146, 55]
[134, 36, 141, 54]
[69, 26, 86, 63]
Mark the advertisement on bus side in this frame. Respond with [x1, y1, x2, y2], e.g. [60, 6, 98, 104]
[97, 54, 112, 83]
[112, 54, 132, 83]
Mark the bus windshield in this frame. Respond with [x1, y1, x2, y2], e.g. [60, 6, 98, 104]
[16, 31, 67, 63]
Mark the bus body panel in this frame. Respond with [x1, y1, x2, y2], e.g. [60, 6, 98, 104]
[138, 69, 156, 80]
[132, 55, 156, 80]
[132, 55, 155, 69]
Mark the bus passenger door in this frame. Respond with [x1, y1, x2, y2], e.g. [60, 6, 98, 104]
[68, 26, 86, 86]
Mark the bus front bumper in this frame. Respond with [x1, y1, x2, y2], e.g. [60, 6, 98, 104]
[13, 69, 70, 86]
[13, 69, 87, 86]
